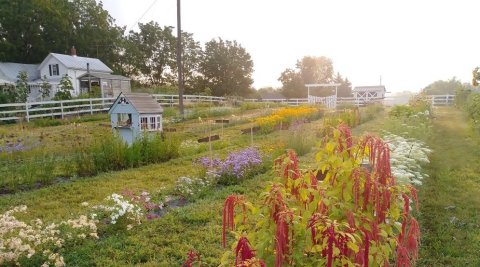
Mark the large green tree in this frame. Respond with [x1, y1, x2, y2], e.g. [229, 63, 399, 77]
[334, 72, 353, 97]
[279, 56, 336, 98]
[278, 68, 304, 98]
[199, 38, 254, 97]
[297, 56, 334, 85]
[124, 22, 176, 85]
[422, 78, 465, 95]
[0, 0, 123, 69]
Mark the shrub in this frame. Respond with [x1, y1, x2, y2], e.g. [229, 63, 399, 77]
[466, 93, 480, 125]
[360, 103, 384, 123]
[220, 124, 421, 267]
[389, 105, 415, 118]
[285, 128, 314, 156]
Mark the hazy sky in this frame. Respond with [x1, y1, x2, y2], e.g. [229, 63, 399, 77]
[100, 0, 480, 93]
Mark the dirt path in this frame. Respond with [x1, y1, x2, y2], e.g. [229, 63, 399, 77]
[418, 107, 480, 266]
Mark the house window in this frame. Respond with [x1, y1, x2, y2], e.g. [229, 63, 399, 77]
[49, 64, 59, 76]
[140, 115, 161, 131]
[141, 117, 148, 130]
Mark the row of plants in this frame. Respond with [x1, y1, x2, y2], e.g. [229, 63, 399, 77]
[0, 133, 180, 192]
[255, 106, 322, 133]
[384, 132, 432, 186]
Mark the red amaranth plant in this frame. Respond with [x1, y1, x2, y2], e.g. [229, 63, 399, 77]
[182, 250, 201, 267]
[223, 195, 246, 248]
[275, 210, 293, 267]
[220, 124, 422, 267]
[235, 237, 266, 267]
[274, 149, 301, 196]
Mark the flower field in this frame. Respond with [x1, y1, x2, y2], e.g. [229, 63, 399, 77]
[0, 101, 479, 266]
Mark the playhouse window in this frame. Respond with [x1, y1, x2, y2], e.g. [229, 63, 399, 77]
[117, 113, 132, 127]
[140, 115, 161, 131]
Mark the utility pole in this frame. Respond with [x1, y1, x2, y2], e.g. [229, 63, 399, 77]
[176, 0, 185, 116]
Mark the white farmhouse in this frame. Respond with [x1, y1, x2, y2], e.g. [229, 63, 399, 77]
[0, 47, 131, 102]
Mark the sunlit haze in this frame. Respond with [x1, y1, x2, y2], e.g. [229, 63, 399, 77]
[100, 0, 480, 93]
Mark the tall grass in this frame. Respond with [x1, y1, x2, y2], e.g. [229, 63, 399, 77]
[75, 133, 180, 176]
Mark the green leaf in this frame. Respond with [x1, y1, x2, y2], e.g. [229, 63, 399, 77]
[347, 241, 360, 253]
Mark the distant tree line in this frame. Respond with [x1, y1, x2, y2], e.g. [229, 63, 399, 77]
[0, 0, 253, 97]
[1, 0, 352, 99]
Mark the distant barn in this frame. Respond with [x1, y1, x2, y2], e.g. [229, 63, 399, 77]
[108, 93, 163, 145]
[352, 85, 386, 104]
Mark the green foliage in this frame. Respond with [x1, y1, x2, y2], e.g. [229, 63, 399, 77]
[472, 67, 479, 86]
[221, 127, 420, 266]
[75, 133, 180, 176]
[284, 129, 314, 156]
[15, 71, 29, 102]
[32, 118, 63, 127]
[422, 77, 464, 95]
[466, 93, 480, 125]
[0, 0, 123, 67]
[54, 74, 74, 100]
[0, 84, 16, 104]
[389, 105, 415, 118]
[40, 75, 52, 99]
[278, 56, 350, 98]
[455, 85, 472, 107]
[200, 38, 254, 97]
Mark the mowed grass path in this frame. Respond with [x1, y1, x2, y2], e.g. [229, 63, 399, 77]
[418, 107, 480, 266]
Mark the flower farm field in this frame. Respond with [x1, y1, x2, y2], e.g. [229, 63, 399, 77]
[1, 102, 479, 266]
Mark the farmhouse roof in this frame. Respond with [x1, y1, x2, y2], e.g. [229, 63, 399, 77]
[39, 53, 113, 73]
[0, 63, 40, 82]
[110, 93, 163, 114]
[353, 85, 386, 92]
[78, 72, 130, 81]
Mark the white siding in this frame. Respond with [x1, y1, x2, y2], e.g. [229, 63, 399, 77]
[67, 69, 87, 96]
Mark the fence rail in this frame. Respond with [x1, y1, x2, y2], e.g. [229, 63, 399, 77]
[422, 94, 455, 106]
[0, 94, 226, 122]
[0, 94, 456, 122]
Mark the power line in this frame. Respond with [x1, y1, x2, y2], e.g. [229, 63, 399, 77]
[127, 0, 159, 32]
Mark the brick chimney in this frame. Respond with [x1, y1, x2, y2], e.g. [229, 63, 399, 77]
[70, 46, 77, 57]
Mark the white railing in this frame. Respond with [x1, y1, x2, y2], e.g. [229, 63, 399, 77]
[244, 98, 309, 106]
[152, 94, 226, 106]
[0, 94, 226, 122]
[247, 95, 385, 108]
[0, 98, 116, 122]
[423, 94, 455, 106]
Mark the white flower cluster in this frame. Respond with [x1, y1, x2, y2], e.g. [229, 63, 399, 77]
[92, 193, 143, 225]
[384, 133, 432, 185]
[174, 176, 212, 198]
[0, 205, 64, 267]
[62, 215, 99, 239]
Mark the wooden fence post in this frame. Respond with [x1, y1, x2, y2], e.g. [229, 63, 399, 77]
[90, 99, 93, 114]
[60, 101, 64, 119]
